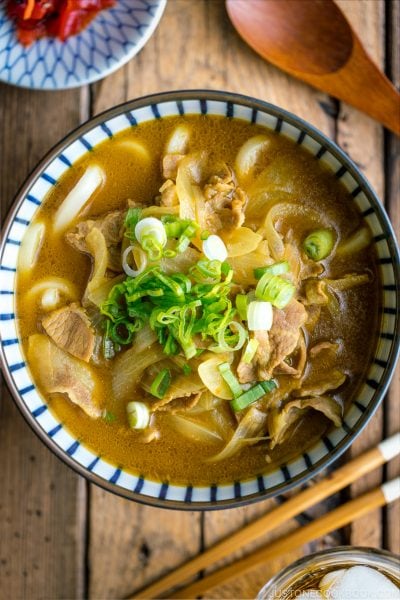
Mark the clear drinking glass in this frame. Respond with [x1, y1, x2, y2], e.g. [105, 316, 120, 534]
[257, 546, 400, 600]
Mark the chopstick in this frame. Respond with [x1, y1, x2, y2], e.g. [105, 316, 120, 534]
[130, 433, 400, 599]
[172, 476, 400, 599]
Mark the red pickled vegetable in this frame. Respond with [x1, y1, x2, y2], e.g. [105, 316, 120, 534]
[6, 0, 115, 46]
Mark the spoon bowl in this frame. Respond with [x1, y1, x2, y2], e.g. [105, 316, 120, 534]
[226, 0, 400, 134]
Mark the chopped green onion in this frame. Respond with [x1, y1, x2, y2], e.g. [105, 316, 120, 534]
[254, 261, 290, 279]
[101, 252, 237, 360]
[135, 217, 167, 260]
[201, 230, 210, 240]
[242, 338, 259, 363]
[127, 401, 150, 429]
[303, 229, 334, 261]
[247, 301, 273, 331]
[164, 221, 184, 238]
[141, 236, 164, 261]
[236, 294, 248, 320]
[124, 207, 142, 240]
[182, 363, 192, 376]
[230, 380, 277, 412]
[109, 320, 139, 345]
[216, 321, 247, 352]
[163, 248, 177, 258]
[190, 259, 222, 283]
[176, 235, 191, 254]
[260, 380, 277, 393]
[203, 234, 228, 262]
[104, 410, 116, 423]
[150, 368, 172, 399]
[255, 274, 295, 310]
[221, 261, 231, 277]
[218, 362, 243, 398]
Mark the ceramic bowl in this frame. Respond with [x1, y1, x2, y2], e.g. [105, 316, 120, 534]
[0, 0, 166, 90]
[1, 90, 399, 509]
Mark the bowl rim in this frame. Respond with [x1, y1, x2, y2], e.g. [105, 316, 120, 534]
[1, 89, 399, 510]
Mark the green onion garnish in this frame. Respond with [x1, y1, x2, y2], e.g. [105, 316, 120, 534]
[218, 362, 243, 398]
[182, 363, 192, 375]
[303, 229, 334, 261]
[104, 411, 116, 423]
[236, 294, 248, 320]
[255, 273, 295, 309]
[230, 380, 277, 412]
[150, 368, 172, 399]
[242, 338, 259, 363]
[190, 259, 222, 283]
[101, 254, 236, 359]
[127, 401, 150, 429]
[216, 321, 247, 352]
[259, 380, 277, 393]
[254, 261, 290, 280]
[124, 207, 142, 241]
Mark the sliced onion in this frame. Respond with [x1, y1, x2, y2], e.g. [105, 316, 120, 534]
[222, 227, 262, 258]
[247, 301, 273, 331]
[165, 124, 190, 154]
[235, 135, 269, 184]
[198, 354, 233, 400]
[27, 277, 79, 301]
[208, 406, 267, 462]
[122, 245, 147, 277]
[336, 226, 372, 255]
[18, 221, 45, 273]
[53, 165, 105, 233]
[116, 139, 150, 162]
[202, 234, 228, 261]
[167, 414, 223, 444]
[41, 288, 61, 311]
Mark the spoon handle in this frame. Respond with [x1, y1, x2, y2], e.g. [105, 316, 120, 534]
[298, 36, 400, 135]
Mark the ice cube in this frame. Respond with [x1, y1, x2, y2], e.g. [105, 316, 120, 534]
[295, 592, 323, 600]
[323, 565, 399, 600]
[319, 569, 347, 595]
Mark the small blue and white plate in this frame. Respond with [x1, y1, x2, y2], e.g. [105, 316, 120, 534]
[0, 0, 166, 90]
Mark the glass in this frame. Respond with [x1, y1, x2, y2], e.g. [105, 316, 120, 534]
[257, 546, 400, 600]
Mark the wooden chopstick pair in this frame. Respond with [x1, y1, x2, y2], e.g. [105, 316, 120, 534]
[130, 433, 400, 600]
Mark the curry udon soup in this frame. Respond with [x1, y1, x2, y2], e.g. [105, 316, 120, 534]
[17, 115, 379, 485]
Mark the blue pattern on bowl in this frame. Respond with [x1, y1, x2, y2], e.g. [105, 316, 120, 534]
[0, 91, 399, 509]
[0, 0, 166, 90]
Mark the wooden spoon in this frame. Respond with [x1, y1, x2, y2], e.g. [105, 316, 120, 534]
[226, 0, 400, 135]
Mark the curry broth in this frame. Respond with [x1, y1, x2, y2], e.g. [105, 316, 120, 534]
[16, 115, 380, 485]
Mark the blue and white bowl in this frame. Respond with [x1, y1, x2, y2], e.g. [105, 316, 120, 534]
[1, 91, 399, 509]
[0, 0, 166, 90]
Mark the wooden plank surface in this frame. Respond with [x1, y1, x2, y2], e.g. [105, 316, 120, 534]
[336, 0, 386, 550]
[0, 87, 88, 599]
[0, 1, 398, 599]
[384, 0, 400, 555]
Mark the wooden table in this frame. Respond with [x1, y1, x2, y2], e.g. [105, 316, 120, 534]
[0, 1, 399, 598]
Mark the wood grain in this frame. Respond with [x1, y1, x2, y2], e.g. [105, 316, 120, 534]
[0, 86, 88, 600]
[88, 3, 336, 598]
[0, 0, 398, 598]
[384, 0, 400, 555]
[336, 0, 387, 551]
